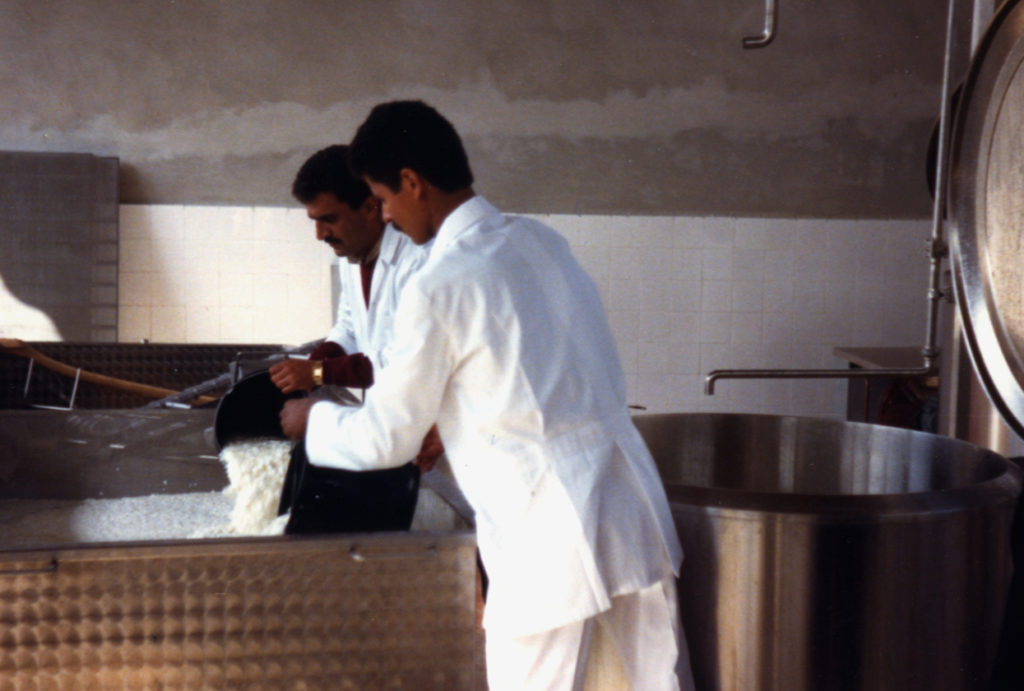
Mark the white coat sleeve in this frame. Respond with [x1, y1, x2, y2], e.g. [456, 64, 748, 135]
[305, 276, 455, 470]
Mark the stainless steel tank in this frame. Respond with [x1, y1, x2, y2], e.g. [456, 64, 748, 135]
[0, 408, 484, 689]
[632, 412, 1021, 691]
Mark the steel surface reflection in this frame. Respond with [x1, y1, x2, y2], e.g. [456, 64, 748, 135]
[634, 412, 1021, 691]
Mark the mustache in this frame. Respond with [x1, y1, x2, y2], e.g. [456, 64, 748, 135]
[323, 238, 341, 247]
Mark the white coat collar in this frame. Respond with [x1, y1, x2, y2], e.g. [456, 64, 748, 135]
[432, 195, 499, 256]
[379, 222, 409, 266]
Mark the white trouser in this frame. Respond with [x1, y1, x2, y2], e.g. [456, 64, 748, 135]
[485, 574, 695, 691]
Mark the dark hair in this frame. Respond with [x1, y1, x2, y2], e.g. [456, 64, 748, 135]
[348, 100, 474, 193]
[292, 144, 371, 208]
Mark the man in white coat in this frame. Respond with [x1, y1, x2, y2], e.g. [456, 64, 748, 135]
[269, 144, 428, 395]
[280, 102, 694, 690]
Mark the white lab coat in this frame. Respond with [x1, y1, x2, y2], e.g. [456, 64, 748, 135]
[307, 196, 683, 637]
[324, 223, 428, 371]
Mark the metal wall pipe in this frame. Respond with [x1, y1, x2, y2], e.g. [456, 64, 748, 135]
[706, 0, 959, 396]
[743, 0, 777, 48]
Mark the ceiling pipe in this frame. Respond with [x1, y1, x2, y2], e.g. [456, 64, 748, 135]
[743, 0, 777, 48]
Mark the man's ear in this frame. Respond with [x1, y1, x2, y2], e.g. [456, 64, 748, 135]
[399, 168, 428, 200]
[361, 195, 381, 219]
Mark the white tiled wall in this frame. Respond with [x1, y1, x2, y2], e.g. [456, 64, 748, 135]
[119, 205, 335, 346]
[118, 205, 931, 420]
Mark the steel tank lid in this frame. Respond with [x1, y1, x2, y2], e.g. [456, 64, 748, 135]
[949, 0, 1024, 438]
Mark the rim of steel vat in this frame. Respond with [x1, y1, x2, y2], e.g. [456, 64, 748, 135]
[948, 0, 1024, 439]
[635, 412, 1023, 517]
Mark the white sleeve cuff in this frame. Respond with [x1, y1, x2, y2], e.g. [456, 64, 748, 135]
[304, 400, 360, 469]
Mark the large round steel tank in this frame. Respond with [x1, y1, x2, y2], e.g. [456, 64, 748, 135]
[632, 412, 1021, 691]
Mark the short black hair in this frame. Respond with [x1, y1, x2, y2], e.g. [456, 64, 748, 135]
[292, 144, 371, 209]
[348, 100, 474, 193]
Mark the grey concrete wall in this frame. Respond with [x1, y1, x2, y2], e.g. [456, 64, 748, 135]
[0, 0, 973, 217]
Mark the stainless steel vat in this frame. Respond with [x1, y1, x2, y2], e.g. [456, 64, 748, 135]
[0, 409, 484, 689]
[632, 412, 1022, 691]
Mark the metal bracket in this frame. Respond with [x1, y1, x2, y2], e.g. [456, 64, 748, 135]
[23, 358, 81, 410]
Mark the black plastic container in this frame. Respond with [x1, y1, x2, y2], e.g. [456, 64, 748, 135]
[214, 369, 419, 535]
[278, 441, 419, 534]
[214, 368, 302, 448]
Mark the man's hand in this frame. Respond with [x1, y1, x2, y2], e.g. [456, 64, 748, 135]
[270, 359, 317, 394]
[280, 398, 317, 441]
[415, 424, 444, 473]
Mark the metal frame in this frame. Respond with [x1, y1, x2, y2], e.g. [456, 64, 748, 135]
[706, 0, 960, 396]
[21, 357, 82, 410]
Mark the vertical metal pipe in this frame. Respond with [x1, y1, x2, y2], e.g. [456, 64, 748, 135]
[922, 0, 959, 370]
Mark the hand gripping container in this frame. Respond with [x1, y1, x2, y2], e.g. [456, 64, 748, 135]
[213, 369, 421, 535]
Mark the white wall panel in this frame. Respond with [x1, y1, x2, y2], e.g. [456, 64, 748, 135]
[118, 205, 930, 420]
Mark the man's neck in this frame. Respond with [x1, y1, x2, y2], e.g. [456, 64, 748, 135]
[349, 223, 385, 265]
[429, 188, 476, 236]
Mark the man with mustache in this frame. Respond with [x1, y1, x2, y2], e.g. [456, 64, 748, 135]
[269, 144, 428, 398]
[270, 144, 442, 471]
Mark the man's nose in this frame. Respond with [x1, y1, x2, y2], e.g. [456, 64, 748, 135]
[315, 222, 328, 240]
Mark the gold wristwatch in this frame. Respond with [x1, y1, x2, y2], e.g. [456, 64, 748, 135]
[311, 360, 324, 387]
